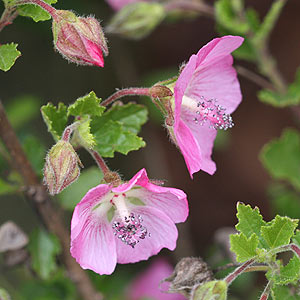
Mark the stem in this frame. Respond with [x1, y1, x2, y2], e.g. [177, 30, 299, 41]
[259, 281, 272, 300]
[102, 87, 151, 107]
[0, 101, 103, 300]
[61, 122, 81, 142]
[0, 6, 19, 33]
[164, 0, 215, 18]
[14, 0, 57, 19]
[224, 258, 255, 285]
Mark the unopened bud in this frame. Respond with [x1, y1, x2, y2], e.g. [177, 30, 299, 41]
[192, 280, 228, 300]
[150, 85, 173, 99]
[52, 10, 108, 67]
[106, 2, 165, 40]
[43, 140, 83, 195]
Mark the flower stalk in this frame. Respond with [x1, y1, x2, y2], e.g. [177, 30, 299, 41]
[259, 281, 272, 300]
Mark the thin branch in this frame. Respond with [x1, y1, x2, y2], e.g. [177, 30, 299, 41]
[0, 7, 19, 33]
[0, 101, 103, 300]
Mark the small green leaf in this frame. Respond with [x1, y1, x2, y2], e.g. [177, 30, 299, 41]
[0, 288, 11, 300]
[41, 103, 68, 141]
[230, 233, 258, 262]
[0, 43, 21, 72]
[92, 120, 145, 157]
[260, 129, 300, 190]
[17, 0, 57, 22]
[74, 118, 96, 149]
[292, 230, 300, 247]
[271, 285, 300, 300]
[261, 215, 298, 249]
[235, 202, 267, 248]
[272, 256, 300, 285]
[0, 178, 18, 195]
[28, 229, 61, 280]
[67, 91, 105, 117]
[193, 280, 228, 300]
[59, 167, 103, 210]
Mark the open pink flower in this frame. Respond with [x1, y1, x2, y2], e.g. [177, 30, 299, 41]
[168, 35, 243, 178]
[127, 258, 186, 300]
[70, 168, 188, 275]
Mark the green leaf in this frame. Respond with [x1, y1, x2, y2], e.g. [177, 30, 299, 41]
[67, 91, 105, 118]
[6, 95, 40, 129]
[41, 103, 68, 141]
[258, 68, 300, 107]
[74, 118, 96, 149]
[268, 184, 300, 219]
[0, 177, 18, 195]
[192, 280, 228, 300]
[271, 256, 300, 285]
[292, 230, 300, 247]
[260, 129, 300, 190]
[261, 215, 298, 249]
[230, 233, 258, 262]
[91, 103, 148, 134]
[28, 229, 61, 280]
[0, 43, 21, 72]
[59, 167, 103, 210]
[235, 202, 267, 248]
[92, 120, 145, 157]
[0, 288, 11, 300]
[271, 285, 300, 300]
[17, 0, 57, 22]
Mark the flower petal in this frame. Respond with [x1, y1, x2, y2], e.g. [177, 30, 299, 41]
[116, 206, 178, 264]
[70, 216, 117, 275]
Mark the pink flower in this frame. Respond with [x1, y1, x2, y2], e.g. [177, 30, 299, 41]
[127, 258, 186, 300]
[107, 0, 145, 11]
[168, 35, 243, 178]
[70, 169, 188, 275]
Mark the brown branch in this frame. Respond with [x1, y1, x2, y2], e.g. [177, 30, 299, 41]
[0, 101, 103, 300]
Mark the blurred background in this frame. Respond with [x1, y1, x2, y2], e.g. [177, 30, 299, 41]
[1, 0, 300, 299]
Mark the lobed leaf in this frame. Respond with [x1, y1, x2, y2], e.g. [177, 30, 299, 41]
[41, 102, 68, 141]
[74, 118, 96, 149]
[260, 129, 300, 191]
[67, 91, 105, 118]
[230, 233, 258, 262]
[261, 215, 298, 249]
[271, 285, 300, 300]
[0, 43, 21, 72]
[28, 229, 61, 280]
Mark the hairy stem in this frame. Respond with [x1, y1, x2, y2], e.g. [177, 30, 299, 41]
[102, 87, 151, 106]
[0, 101, 103, 300]
[259, 281, 272, 300]
[224, 259, 255, 285]
[0, 6, 18, 33]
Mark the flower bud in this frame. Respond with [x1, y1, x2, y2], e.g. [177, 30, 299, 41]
[52, 10, 108, 67]
[106, 2, 165, 40]
[43, 140, 83, 195]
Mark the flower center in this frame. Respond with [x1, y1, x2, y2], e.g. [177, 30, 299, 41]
[182, 95, 234, 130]
[111, 193, 149, 248]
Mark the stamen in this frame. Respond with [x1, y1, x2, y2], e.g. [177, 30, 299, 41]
[112, 213, 149, 248]
[191, 96, 234, 130]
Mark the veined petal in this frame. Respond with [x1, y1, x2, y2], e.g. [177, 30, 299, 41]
[116, 206, 178, 264]
[70, 216, 117, 275]
[81, 36, 104, 67]
[174, 119, 202, 178]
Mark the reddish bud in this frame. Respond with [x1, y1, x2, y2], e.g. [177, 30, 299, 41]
[43, 140, 83, 195]
[52, 10, 108, 67]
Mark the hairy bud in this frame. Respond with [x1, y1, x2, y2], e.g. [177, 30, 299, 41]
[43, 140, 83, 195]
[52, 10, 108, 67]
[106, 2, 165, 40]
[164, 257, 214, 298]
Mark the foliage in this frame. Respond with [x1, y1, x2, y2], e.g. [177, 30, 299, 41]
[0, 43, 21, 72]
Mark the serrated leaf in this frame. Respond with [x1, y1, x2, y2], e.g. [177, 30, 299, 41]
[67, 91, 105, 117]
[271, 285, 300, 300]
[17, 0, 57, 22]
[260, 129, 300, 190]
[261, 215, 298, 249]
[235, 202, 267, 248]
[28, 229, 61, 280]
[258, 68, 300, 107]
[0, 288, 11, 300]
[0, 43, 21, 72]
[91, 103, 148, 134]
[58, 167, 103, 210]
[230, 233, 258, 262]
[41, 103, 68, 141]
[92, 119, 145, 157]
[272, 256, 300, 285]
[74, 118, 96, 149]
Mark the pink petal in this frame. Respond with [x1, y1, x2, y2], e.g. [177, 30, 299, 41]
[106, 0, 141, 10]
[128, 258, 186, 300]
[180, 107, 217, 175]
[81, 36, 104, 67]
[174, 119, 202, 178]
[70, 216, 117, 275]
[116, 206, 178, 264]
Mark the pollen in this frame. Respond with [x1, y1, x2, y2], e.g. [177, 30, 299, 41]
[112, 213, 149, 248]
